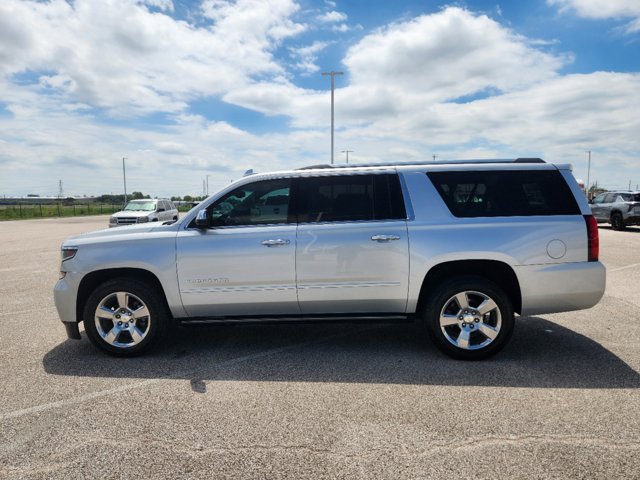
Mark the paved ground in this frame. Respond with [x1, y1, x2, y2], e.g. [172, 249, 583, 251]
[0, 216, 638, 479]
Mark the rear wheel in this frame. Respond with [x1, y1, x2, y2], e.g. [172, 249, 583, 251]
[83, 278, 168, 356]
[420, 276, 514, 360]
[611, 212, 626, 230]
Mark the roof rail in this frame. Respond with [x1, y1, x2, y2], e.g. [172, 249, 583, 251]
[297, 158, 545, 170]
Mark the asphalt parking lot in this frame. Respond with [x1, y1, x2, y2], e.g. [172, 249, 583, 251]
[0, 216, 638, 479]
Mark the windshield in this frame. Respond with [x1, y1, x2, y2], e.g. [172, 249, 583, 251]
[123, 201, 156, 212]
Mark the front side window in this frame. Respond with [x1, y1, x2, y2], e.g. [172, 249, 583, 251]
[208, 179, 292, 227]
[428, 170, 580, 217]
[295, 174, 406, 223]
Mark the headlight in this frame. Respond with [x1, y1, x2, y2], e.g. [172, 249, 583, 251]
[137, 216, 149, 223]
[109, 216, 117, 224]
[61, 246, 78, 261]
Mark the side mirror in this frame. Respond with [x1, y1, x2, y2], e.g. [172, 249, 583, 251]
[195, 209, 210, 228]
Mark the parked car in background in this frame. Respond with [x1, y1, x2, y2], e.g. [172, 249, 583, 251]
[590, 191, 640, 230]
[109, 199, 178, 227]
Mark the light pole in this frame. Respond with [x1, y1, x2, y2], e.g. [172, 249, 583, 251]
[341, 150, 353, 164]
[586, 151, 591, 197]
[321, 70, 344, 164]
[122, 157, 127, 207]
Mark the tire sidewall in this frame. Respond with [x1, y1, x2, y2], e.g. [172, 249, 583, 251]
[421, 276, 514, 360]
[611, 212, 625, 230]
[83, 278, 167, 356]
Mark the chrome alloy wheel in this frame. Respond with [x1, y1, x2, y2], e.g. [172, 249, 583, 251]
[94, 291, 151, 348]
[439, 290, 502, 350]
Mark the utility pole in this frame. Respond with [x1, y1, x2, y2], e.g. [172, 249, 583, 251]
[586, 151, 591, 196]
[58, 180, 63, 199]
[341, 150, 354, 164]
[321, 71, 344, 164]
[122, 157, 128, 207]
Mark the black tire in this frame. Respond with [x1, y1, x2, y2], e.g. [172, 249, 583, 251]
[83, 278, 169, 356]
[611, 212, 626, 231]
[419, 276, 514, 360]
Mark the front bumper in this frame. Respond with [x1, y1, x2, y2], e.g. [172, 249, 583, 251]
[54, 272, 83, 339]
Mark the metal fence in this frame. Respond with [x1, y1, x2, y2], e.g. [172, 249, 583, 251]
[0, 203, 123, 220]
[0, 203, 194, 221]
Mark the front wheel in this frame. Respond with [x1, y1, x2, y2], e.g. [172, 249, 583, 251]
[420, 276, 514, 360]
[83, 278, 168, 356]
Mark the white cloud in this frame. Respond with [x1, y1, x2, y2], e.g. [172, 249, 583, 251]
[317, 10, 347, 23]
[0, 0, 306, 116]
[289, 40, 330, 74]
[137, 0, 174, 11]
[344, 7, 567, 103]
[548, 0, 640, 33]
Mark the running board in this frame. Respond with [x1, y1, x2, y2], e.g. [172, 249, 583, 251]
[178, 314, 411, 326]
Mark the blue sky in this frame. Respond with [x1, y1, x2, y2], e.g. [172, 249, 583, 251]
[0, 0, 639, 197]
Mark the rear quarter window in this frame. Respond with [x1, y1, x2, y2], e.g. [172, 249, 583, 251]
[427, 170, 580, 217]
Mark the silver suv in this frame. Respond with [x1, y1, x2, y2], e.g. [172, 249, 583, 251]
[109, 199, 178, 227]
[54, 159, 605, 360]
[590, 191, 640, 230]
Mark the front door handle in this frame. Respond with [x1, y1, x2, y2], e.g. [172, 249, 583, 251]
[261, 239, 291, 247]
[371, 234, 401, 242]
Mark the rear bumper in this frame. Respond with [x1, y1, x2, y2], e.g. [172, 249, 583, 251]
[515, 261, 606, 316]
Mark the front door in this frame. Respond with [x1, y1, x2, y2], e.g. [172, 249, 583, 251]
[176, 178, 299, 317]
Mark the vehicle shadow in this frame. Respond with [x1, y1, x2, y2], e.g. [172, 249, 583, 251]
[42, 316, 639, 389]
[599, 225, 640, 233]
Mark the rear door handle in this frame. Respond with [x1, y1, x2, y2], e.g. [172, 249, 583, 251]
[371, 235, 401, 242]
[261, 239, 291, 247]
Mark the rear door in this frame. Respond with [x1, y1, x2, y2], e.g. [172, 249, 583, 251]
[294, 173, 410, 314]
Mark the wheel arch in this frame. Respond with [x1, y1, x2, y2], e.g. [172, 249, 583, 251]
[76, 268, 171, 324]
[416, 260, 522, 315]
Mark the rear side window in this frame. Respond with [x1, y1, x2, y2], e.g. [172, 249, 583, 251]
[427, 170, 580, 217]
[295, 174, 406, 223]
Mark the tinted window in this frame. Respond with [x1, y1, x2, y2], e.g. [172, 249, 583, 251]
[295, 174, 406, 223]
[428, 170, 580, 217]
[208, 179, 292, 227]
[603, 193, 617, 203]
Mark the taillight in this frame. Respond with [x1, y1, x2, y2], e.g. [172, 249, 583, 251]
[584, 215, 599, 262]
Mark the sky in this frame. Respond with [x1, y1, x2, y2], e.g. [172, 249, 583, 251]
[0, 0, 639, 198]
